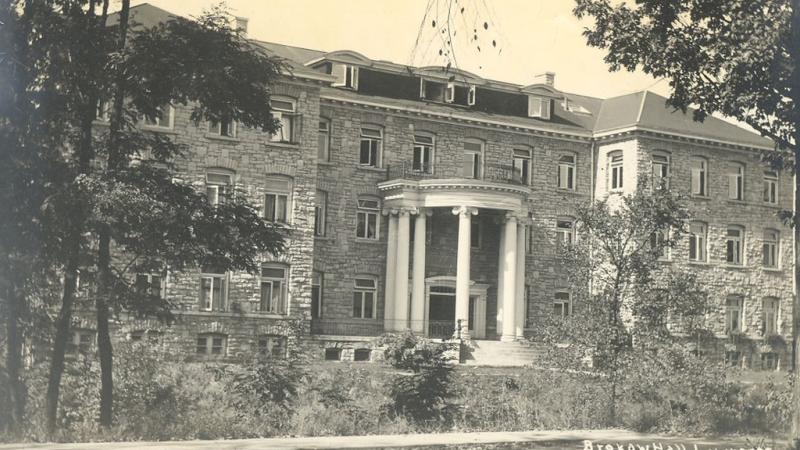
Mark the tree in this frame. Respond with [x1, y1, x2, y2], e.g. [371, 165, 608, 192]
[2, 0, 286, 433]
[571, 0, 800, 444]
[534, 184, 712, 424]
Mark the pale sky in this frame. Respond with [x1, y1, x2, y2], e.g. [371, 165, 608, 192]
[128, 0, 670, 100]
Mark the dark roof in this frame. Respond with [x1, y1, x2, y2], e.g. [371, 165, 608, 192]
[112, 3, 772, 149]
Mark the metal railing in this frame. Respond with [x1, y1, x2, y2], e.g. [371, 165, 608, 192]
[385, 161, 528, 186]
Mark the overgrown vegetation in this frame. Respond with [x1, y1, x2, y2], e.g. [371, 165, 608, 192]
[0, 337, 792, 443]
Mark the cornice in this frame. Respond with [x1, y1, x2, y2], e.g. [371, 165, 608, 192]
[377, 178, 531, 197]
[593, 127, 774, 153]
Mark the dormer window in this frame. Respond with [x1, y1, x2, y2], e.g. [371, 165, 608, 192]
[467, 86, 476, 105]
[332, 64, 359, 90]
[528, 96, 551, 119]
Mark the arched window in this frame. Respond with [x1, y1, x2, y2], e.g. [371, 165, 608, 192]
[725, 296, 744, 334]
[726, 225, 745, 265]
[763, 229, 779, 268]
[688, 221, 707, 262]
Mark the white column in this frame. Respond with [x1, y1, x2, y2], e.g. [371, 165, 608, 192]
[515, 222, 527, 339]
[410, 208, 428, 333]
[501, 214, 518, 342]
[394, 209, 411, 330]
[453, 206, 476, 338]
[495, 222, 506, 337]
[384, 211, 398, 331]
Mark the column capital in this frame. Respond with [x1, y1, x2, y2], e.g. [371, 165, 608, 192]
[397, 206, 416, 216]
[416, 207, 434, 217]
[503, 211, 529, 224]
[381, 208, 397, 216]
[451, 206, 478, 217]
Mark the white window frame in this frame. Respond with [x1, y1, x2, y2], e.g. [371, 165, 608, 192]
[688, 222, 707, 262]
[142, 104, 175, 129]
[264, 175, 293, 224]
[96, 100, 111, 122]
[763, 229, 779, 268]
[557, 154, 576, 190]
[445, 82, 455, 103]
[311, 271, 323, 319]
[257, 334, 287, 358]
[725, 296, 743, 334]
[763, 170, 778, 204]
[270, 97, 296, 143]
[135, 273, 165, 299]
[527, 96, 551, 119]
[608, 151, 623, 191]
[259, 264, 288, 314]
[467, 85, 476, 105]
[555, 217, 575, 247]
[359, 127, 383, 168]
[651, 151, 670, 189]
[513, 148, 532, 185]
[314, 190, 327, 237]
[553, 291, 572, 317]
[318, 119, 331, 161]
[356, 197, 380, 240]
[199, 271, 227, 312]
[761, 352, 779, 370]
[762, 297, 779, 336]
[725, 350, 742, 368]
[728, 162, 744, 201]
[196, 333, 227, 358]
[462, 140, 483, 179]
[353, 277, 377, 319]
[690, 156, 708, 197]
[413, 134, 435, 174]
[726, 225, 745, 266]
[209, 118, 237, 138]
[206, 170, 233, 206]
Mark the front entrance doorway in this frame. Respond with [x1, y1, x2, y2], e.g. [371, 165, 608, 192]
[424, 277, 488, 339]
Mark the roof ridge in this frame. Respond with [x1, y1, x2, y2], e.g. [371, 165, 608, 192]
[635, 90, 648, 124]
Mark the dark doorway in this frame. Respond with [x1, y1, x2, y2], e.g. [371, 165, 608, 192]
[429, 294, 455, 321]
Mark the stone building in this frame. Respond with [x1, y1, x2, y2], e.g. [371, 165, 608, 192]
[71, 4, 793, 369]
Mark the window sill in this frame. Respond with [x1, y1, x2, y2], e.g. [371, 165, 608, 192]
[142, 125, 178, 135]
[317, 160, 336, 167]
[266, 140, 300, 149]
[687, 261, 713, 267]
[689, 195, 711, 201]
[205, 133, 241, 143]
[356, 165, 386, 173]
[355, 237, 383, 244]
[314, 235, 335, 242]
[722, 264, 748, 270]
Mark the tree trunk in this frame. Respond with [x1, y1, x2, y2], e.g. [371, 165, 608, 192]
[96, 229, 114, 427]
[791, 1, 800, 447]
[4, 283, 26, 431]
[45, 250, 79, 434]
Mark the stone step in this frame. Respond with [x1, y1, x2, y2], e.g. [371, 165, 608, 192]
[461, 339, 546, 366]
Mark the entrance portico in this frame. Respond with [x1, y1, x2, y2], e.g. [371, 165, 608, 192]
[378, 178, 530, 340]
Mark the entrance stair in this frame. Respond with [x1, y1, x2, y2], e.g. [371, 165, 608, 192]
[461, 339, 546, 366]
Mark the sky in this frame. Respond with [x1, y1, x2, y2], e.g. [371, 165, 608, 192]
[128, 0, 671, 100]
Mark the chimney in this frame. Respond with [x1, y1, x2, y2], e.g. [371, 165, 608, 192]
[533, 72, 555, 87]
[235, 16, 249, 35]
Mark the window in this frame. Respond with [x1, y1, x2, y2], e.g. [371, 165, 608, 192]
[688, 222, 707, 262]
[196, 333, 226, 358]
[557, 154, 576, 190]
[761, 352, 778, 370]
[728, 163, 744, 200]
[725, 350, 741, 368]
[353, 277, 377, 319]
[96, 100, 111, 122]
[528, 96, 551, 119]
[333, 64, 359, 89]
[726, 226, 744, 265]
[725, 296, 743, 334]
[359, 127, 382, 167]
[311, 271, 323, 319]
[651, 152, 670, 188]
[257, 335, 287, 358]
[318, 119, 330, 161]
[470, 220, 481, 249]
[689, 157, 708, 196]
[763, 171, 778, 204]
[135, 273, 164, 299]
[209, 118, 237, 138]
[555, 218, 575, 247]
[413, 134, 434, 174]
[356, 197, 380, 240]
[314, 190, 327, 236]
[444, 83, 455, 103]
[763, 229, 779, 268]
[143, 104, 174, 129]
[67, 330, 95, 354]
[264, 175, 292, 224]
[467, 85, 476, 105]
[608, 151, 623, 191]
[260, 264, 288, 314]
[513, 148, 532, 184]
[325, 348, 342, 361]
[199, 270, 227, 311]
[270, 97, 295, 143]
[649, 229, 670, 260]
[353, 348, 371, 361]
[206, 170, 233, 206]
[762, 297, 779, 336]
[461, 140, 483, 179]
[553, 292, 571, 317]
